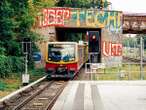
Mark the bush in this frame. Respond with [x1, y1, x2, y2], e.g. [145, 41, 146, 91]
[9, 56, 24, 72]
[0, 55, 10, 78]
[0, 47, 6, 55]
[0, 81, 6, 91]
[0, 55, 24, 78]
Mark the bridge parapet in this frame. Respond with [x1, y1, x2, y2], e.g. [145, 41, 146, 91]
[36, 8, 122, 33]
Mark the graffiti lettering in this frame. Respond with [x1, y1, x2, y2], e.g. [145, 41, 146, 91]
[37, 8, 122, 32]
[102, 41, 122, 56]
[96, 11, 108, 27]
[123, 15, 146, 33]
[86, 10, 95, 26]
[70, 9, 122, 32]
[40, 8, 71, 27]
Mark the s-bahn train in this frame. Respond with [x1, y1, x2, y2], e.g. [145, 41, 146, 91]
[45, 42, 88, 79]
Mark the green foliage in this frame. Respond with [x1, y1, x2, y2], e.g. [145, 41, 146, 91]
[29, 68, 46, 82]
[30, 68, 45, 76]
[0, 0, 57, 78]
[135, 34, 146, 49]
[56, 0, 109, 9]
[0, 0, 40, 56]
[0, 47, 6, 55]
[0, 0, 56, 56]
[0, 55, 10, 78]
[0, 81, 6, 91]
[0, 0, 44, 74]
[0, 55, 24, 78]
[28, 0, 55, 18]
[0, 1, 15, 40]
[0, 41, 6, 55]
[10, 56, 24, 72]
[123, 34, 146, 50]
[6, 41, 21, 56]
[0, 79, 20, 91]
[122, 37, 138, 47]
[32, 0, 55, 9]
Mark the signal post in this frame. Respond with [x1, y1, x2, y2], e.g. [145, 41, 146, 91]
[22, 38, 31, 86]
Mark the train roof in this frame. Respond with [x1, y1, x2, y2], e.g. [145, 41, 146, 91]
[47, 42, 78, 44]
[47, 42, 88, 46]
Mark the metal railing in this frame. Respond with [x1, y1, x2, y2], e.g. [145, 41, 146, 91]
[85, 62, 146, 80]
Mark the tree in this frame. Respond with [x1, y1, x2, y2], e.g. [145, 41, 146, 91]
[56, 0, 109, 9]
[0, 0, 57, 77]
[29, 0, 55, 16]
[136, 34, 146, 49]
[0, 0, 32, 56]
[122, 37, 138, 47]
[0, 1, 15, 41]
[0, 0, 55, 56]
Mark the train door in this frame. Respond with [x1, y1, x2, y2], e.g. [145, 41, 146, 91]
[88, 31, 101, 63]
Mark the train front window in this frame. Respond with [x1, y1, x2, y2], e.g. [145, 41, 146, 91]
[48, 44, 75, 62]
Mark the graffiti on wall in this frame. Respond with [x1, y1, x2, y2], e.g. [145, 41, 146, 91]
[38, 8, 71, 27]
[38, 8, 122, 32]
[102, 41, 122, 56]
[70, 9, 122, 32]
[123, 15, 146, 33]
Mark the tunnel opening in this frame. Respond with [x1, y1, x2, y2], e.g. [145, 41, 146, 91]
[55, 27, 101, 62]
[56, 27, 100, 41]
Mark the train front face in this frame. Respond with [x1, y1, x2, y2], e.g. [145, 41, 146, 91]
[45, 42, 78, 79]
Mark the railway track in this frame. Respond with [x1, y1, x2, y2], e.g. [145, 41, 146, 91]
[19, 81, 66, 110]
[1, 79, 67, 110]
[123, 56, 146, 63]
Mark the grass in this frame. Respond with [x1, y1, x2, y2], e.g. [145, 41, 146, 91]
[0, 68, 46, 99]
[92, 64, 146, 80]
[29, 68, 46, 82]
[0, 76, 21, 98]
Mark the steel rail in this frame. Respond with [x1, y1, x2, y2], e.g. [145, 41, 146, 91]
[13, 81, 54, 110]
[0, 76, 47, 103]
[123, 56, 146, 62]
[45, 82, 67, 110]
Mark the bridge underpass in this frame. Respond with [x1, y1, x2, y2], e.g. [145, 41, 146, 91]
[56, 27, 101, 41]
[55, 13, 146, 41]
[35, 8, 146, 80]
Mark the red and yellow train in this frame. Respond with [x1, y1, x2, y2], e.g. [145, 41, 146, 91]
[45, 42, 88, 79]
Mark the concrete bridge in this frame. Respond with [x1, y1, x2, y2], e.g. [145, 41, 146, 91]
[34, 8, 146, 67]
[36, 8, 146, 34]
[123, 13, 146, 34]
